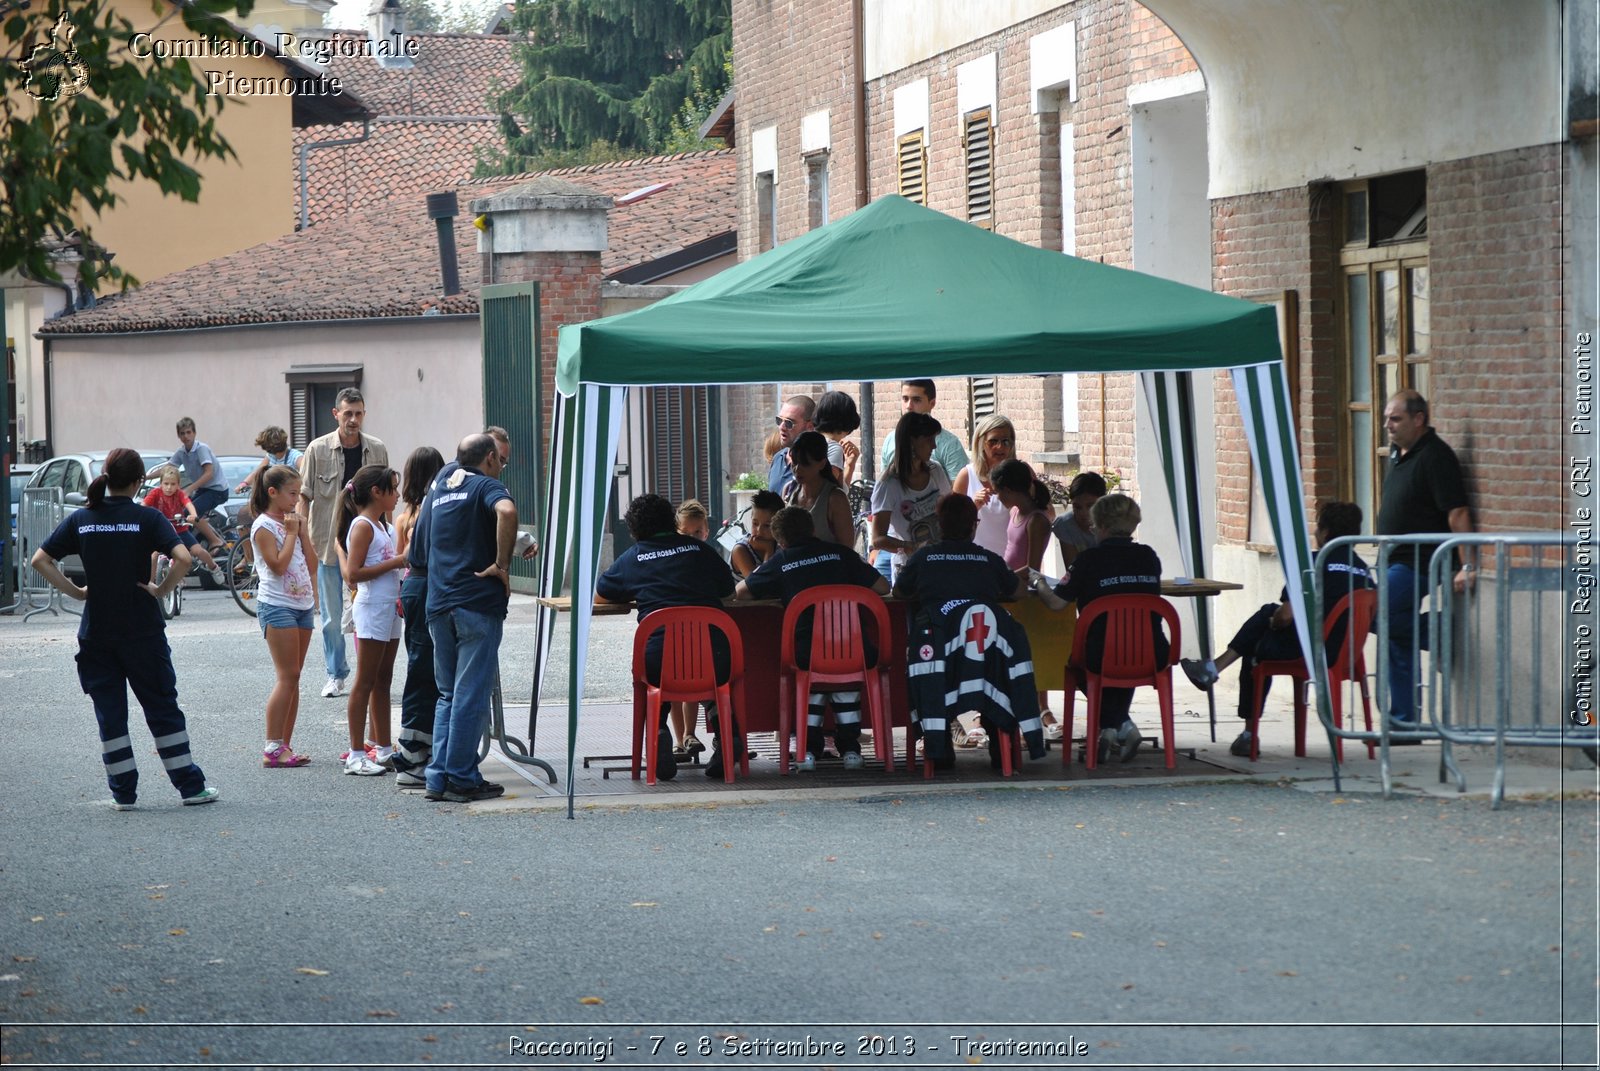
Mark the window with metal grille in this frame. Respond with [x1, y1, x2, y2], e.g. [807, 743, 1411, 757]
[285, 364, 361, 449]
[805, 152, 829, 230]
[964, 107, 993, 228]
[756, 171, 776, 252]
[897, 130, 927, 204]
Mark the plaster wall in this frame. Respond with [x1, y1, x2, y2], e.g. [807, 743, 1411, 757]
[84, 0, 299, 283]
[1145, 0, 1564, 197]
[1129, 87, 1215, 658]
[863, 0, 1066, 80]
[46, 319, 481, 467]
[4, 285, 67, 452]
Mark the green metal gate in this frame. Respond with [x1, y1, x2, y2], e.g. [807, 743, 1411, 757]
[481, 282, 541, 591]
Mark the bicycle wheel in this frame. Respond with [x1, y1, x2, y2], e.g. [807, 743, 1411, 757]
[154, 556, 179, 621]
[227, 537, 258, 617]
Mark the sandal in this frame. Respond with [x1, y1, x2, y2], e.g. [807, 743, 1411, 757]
[263, 745, 311, 768]
[680, 733, 706, 756]
[1040, 710, 1063, 742]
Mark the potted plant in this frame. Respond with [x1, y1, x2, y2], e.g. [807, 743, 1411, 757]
[728, 470, 765, 515]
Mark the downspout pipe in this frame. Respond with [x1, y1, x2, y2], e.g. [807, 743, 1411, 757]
[425, 191, 461, 296]
[298, 117, 372, 231]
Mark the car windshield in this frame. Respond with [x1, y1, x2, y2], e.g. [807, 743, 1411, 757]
[220, 458, 258, 491]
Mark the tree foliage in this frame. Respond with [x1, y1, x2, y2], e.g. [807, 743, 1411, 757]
[486, 0, 729, 174]
[1, 0, 256, 288]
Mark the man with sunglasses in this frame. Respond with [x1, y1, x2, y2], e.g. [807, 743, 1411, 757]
[766, 394, 816, 496]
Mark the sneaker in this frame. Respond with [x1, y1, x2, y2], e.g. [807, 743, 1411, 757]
[442, 780, 505, 803]
[422, 785, 445, 801]
[208, 564, 227, 586]
[1116, 722, 1143, 763]
[394, 769, 427, 790]
[1181, 657, 1219, 690]
[797, 753, 818, 772]
[321, 677, 345, 698]
[344, 752, 386, 776]
[1230, 730, 1255, 758]
[110, 798, 137, 811]
[841, 750, 865, 771]
[181, 786, 220, 806]
[1096, 727, 1118, 765]
[653, 730, 678, 782]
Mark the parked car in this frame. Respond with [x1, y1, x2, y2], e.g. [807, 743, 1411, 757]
[9, 463, 39, 533]
[215, 455, 264, 529]
[25, 450, 178, 582]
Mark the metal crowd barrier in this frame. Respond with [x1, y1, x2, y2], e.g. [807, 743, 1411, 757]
[15, 486, 78, 622]
[1312, 533, 1594, 807]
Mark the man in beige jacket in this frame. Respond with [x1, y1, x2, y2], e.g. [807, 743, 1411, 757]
[298, 388, 388, 698]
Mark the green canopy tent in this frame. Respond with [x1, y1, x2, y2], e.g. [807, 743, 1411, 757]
[537, 196, 1315, 816]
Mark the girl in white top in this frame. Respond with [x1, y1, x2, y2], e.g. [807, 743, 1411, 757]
[251, 465, 317, 768]
[870, 411, 953, 581]
[338, 466, 407, 777]
[951, 413, 1016, 555]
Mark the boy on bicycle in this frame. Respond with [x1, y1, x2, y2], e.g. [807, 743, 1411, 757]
[144, 466, 227, 586]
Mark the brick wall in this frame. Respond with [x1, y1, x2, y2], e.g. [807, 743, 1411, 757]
[726, 0, 1201, 497]
[1210, 142, 1565, 543]
[1428, 142, 1565, 531]
[483, 248, 601, 459]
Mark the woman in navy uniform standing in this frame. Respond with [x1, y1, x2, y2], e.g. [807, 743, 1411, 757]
[31, 448, 219, 809]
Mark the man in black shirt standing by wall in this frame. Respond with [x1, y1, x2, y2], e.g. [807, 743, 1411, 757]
[1376, 390, 1475, 731]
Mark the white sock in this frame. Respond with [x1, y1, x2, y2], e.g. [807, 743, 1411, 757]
[373, 745, 394, 760]
[265, 740, 283, 753]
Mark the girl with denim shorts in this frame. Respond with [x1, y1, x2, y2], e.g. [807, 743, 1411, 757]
[251, 464, 318, 767]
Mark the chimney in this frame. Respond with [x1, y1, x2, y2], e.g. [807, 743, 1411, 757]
[368, 0, 412, 69]
[426, 191, 461, 297]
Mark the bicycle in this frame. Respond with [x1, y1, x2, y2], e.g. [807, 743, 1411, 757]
[847, 477, 876, 560]
[224, 523, 258, 617]
[151, 550, 182, 621]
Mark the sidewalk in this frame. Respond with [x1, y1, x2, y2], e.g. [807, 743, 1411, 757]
[477, 670, 1600, 812]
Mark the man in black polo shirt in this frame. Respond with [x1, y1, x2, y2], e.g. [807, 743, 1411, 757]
[1376, 390, 1476, 730]
[736, 507, 889, 771]
[597, 494, 737, 780]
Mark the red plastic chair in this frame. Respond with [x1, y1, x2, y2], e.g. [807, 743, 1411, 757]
[779, 585, 894, 774]
[925, 725, 1022, 780]
[630, 606, 747, 785]
[1246, 588, 1378, 762]
[1060, 594, 1182, 772]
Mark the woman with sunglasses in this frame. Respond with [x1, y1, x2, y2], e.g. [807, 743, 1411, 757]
[951, 413, 1018, 555]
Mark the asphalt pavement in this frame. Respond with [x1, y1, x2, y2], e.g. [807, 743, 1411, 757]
[0, 587, 1595, 1069]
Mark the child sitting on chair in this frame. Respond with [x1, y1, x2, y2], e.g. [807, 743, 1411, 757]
[597, 494, 737, 781]
[1179, 500, 1373, 757]
[735, 506, 889, 771]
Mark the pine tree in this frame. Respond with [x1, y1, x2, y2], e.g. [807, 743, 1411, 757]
[487, 0, 730, 173]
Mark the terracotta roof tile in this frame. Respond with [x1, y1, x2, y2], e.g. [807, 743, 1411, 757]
[294, 32, 519, 226]
[44, 150, 735, 336]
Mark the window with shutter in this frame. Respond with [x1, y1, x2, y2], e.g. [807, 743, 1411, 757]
[969, 376, 997, 425]
[284, 364, 361, 449]
[964, 108, 993, 228]
[897, 130, 927, 204]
